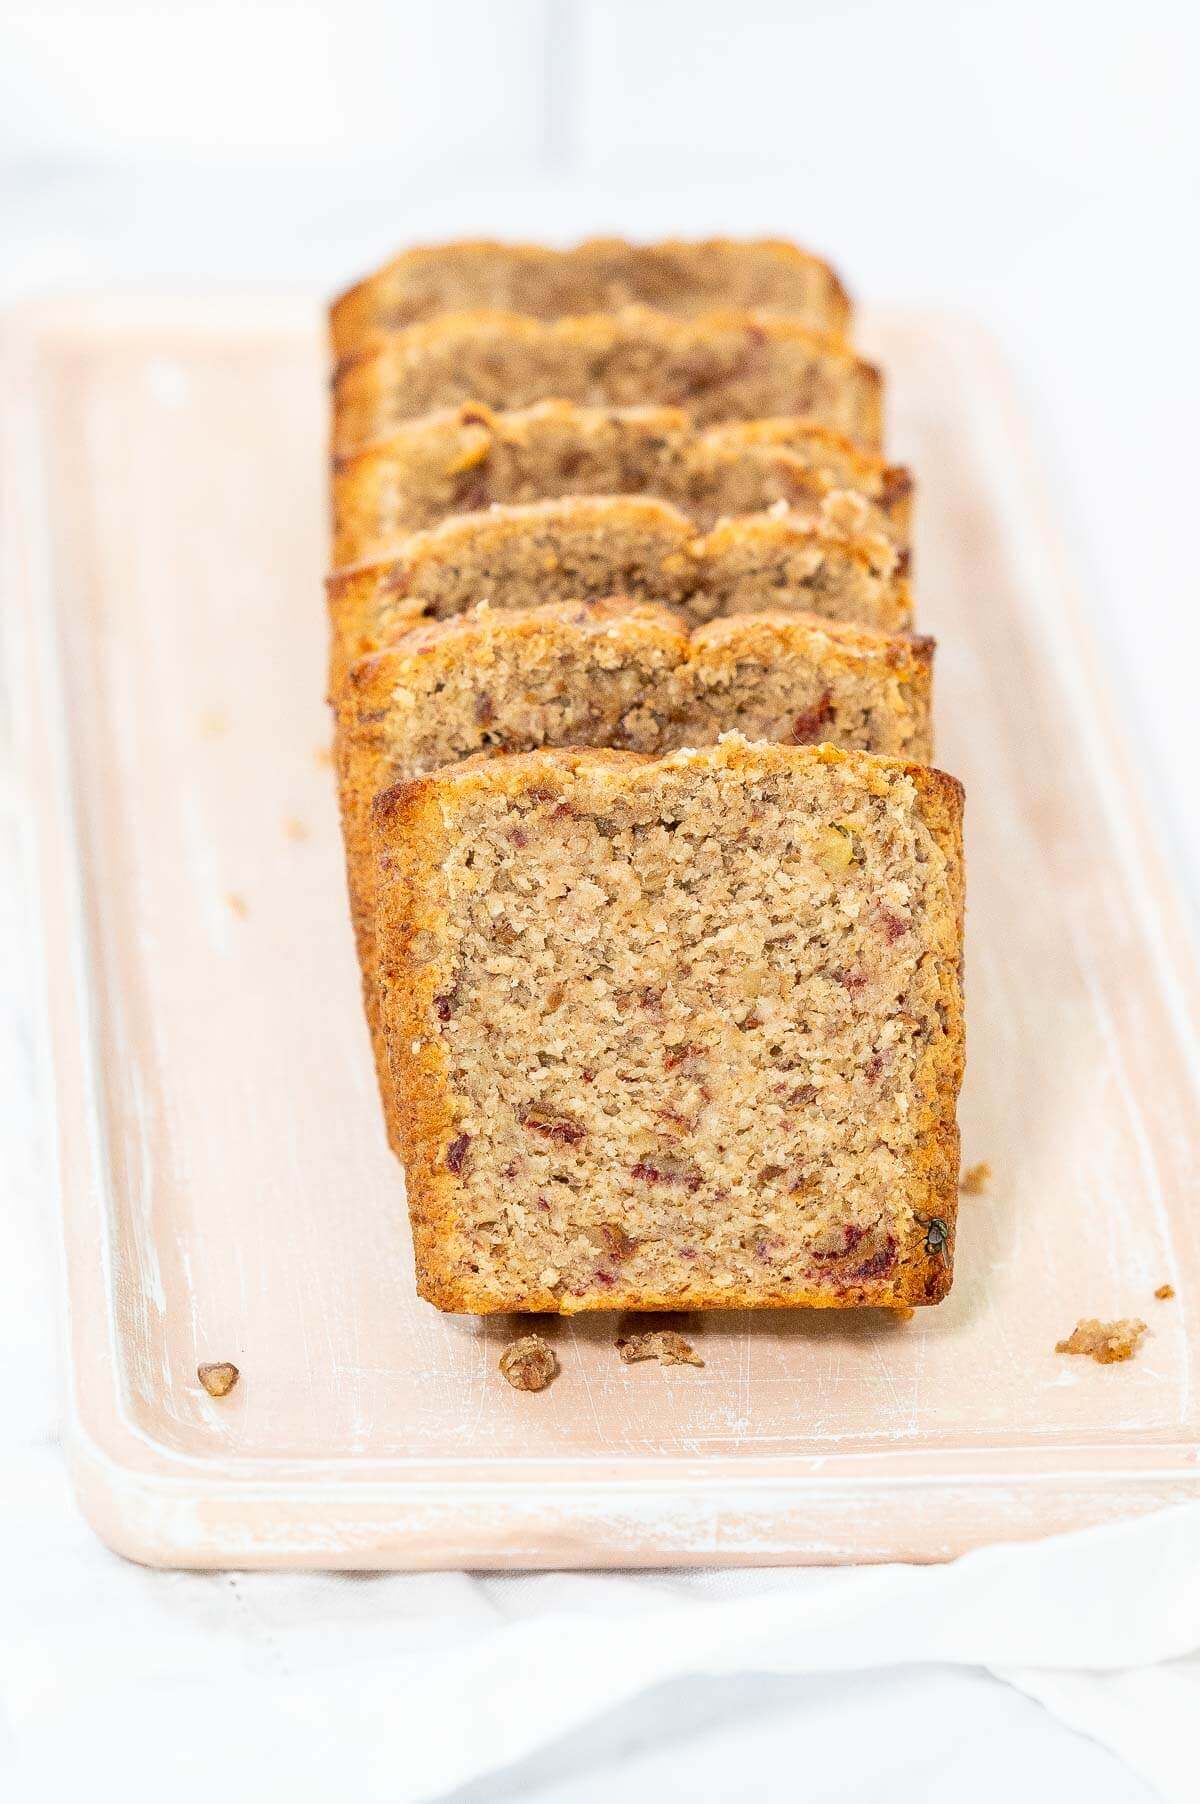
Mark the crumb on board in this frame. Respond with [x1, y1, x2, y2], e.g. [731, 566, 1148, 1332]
[1155, 1284, 1176, 1301]
[891, 1305, 916, 1322]
[499, 1333, 558, 1392]
[226, 892, 248, 919]
[1055, 1318, 1147, 1365]
[617, 1330, 704, 1368]
[959, 1160, 992, 1194]
[314, 743, 334, 768]
[283, 817, 309, 841]
[197, 1361, 239, 1397]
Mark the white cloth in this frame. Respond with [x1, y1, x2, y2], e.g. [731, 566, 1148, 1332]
[1, 1439, 1197, 1803]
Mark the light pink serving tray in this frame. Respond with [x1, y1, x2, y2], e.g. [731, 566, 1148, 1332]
[6, 296, 1199, 1569]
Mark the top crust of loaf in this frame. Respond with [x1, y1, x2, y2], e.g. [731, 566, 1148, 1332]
[333, 398, 894, 473]
[379, 736, 963, 836]
[331, 236, 851, 360]
[374, 737, 965, 1314]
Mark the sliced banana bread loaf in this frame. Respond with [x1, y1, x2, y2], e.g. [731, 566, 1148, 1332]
[331, 400, 911, 564]
[373, 737, 965, 1314]
[331, 308, 882, 456]
[339, 598, 934, 1119]
[331, 237, 850, 359]
[326, 496, 911, 690]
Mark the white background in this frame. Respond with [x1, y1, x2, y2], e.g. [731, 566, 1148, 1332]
[2, 3, 1198, 1800]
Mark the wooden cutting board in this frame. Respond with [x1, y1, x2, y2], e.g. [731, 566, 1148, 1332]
[5, 295, 1198, 1568]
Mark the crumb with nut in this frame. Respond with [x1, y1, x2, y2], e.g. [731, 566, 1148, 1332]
[198, 1361, 239, 1397]
[617, 1330, 704, 1368]
[817, 488, 872, 538]
[959, 1161, 992, 1194]
[1155, 1284, 1176, 1301]
[499, 1333, 558, 1392]
[1056, 1318, 1147, 1365]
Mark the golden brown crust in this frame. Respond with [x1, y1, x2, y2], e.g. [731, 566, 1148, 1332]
[374, 740, 964, 1313]
[330, 308, 882, 457]
[370, 775, 457, 1292]
[325, 494, 913, 693]
[688, 610, 933, 671]
[330, 236, 851, 361]
[330, 398, 911, 566]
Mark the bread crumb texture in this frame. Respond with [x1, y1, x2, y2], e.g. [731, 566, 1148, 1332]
[325, 495, 913, 691]
[959, 1160, 992, 1194]
[375, 738, 964, 1314]
[1055, 1318, 1147, 1364]
[498, 1334, 559, 1391]
[338, 598, 936, 1130]
[330, 237, 851, 357]
[331, 307, 882, 456]
[1155, 1284, 1176, 1301]
[330, 399, 910, 566]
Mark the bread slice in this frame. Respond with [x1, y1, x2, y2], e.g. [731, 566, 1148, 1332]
[338, 598, 934, 1123]
[331, 399, 911, 565]
[330, 237, 850, 360]
[331, 308, 882, 456]
[373, 737, 965, 1314]
[327, 496, 912, 692]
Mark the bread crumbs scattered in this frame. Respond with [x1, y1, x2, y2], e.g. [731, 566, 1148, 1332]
[1155, 1284, 1176, 1301]
[198, 1361, 239, 1397]
[959, 1161, 992, 1194]
[617, 1330, 704, 1368]
[499, 1333, 558, 1392]
[283, 817, 309, 841]
[1055, 1318, 1147, 1365]
[226, 892, 248, 919]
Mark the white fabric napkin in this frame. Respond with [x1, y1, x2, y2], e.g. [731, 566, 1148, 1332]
[1, 1440, 1197, 1803]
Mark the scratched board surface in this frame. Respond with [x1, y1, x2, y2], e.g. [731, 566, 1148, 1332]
[10, 299, 1200, 1566]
